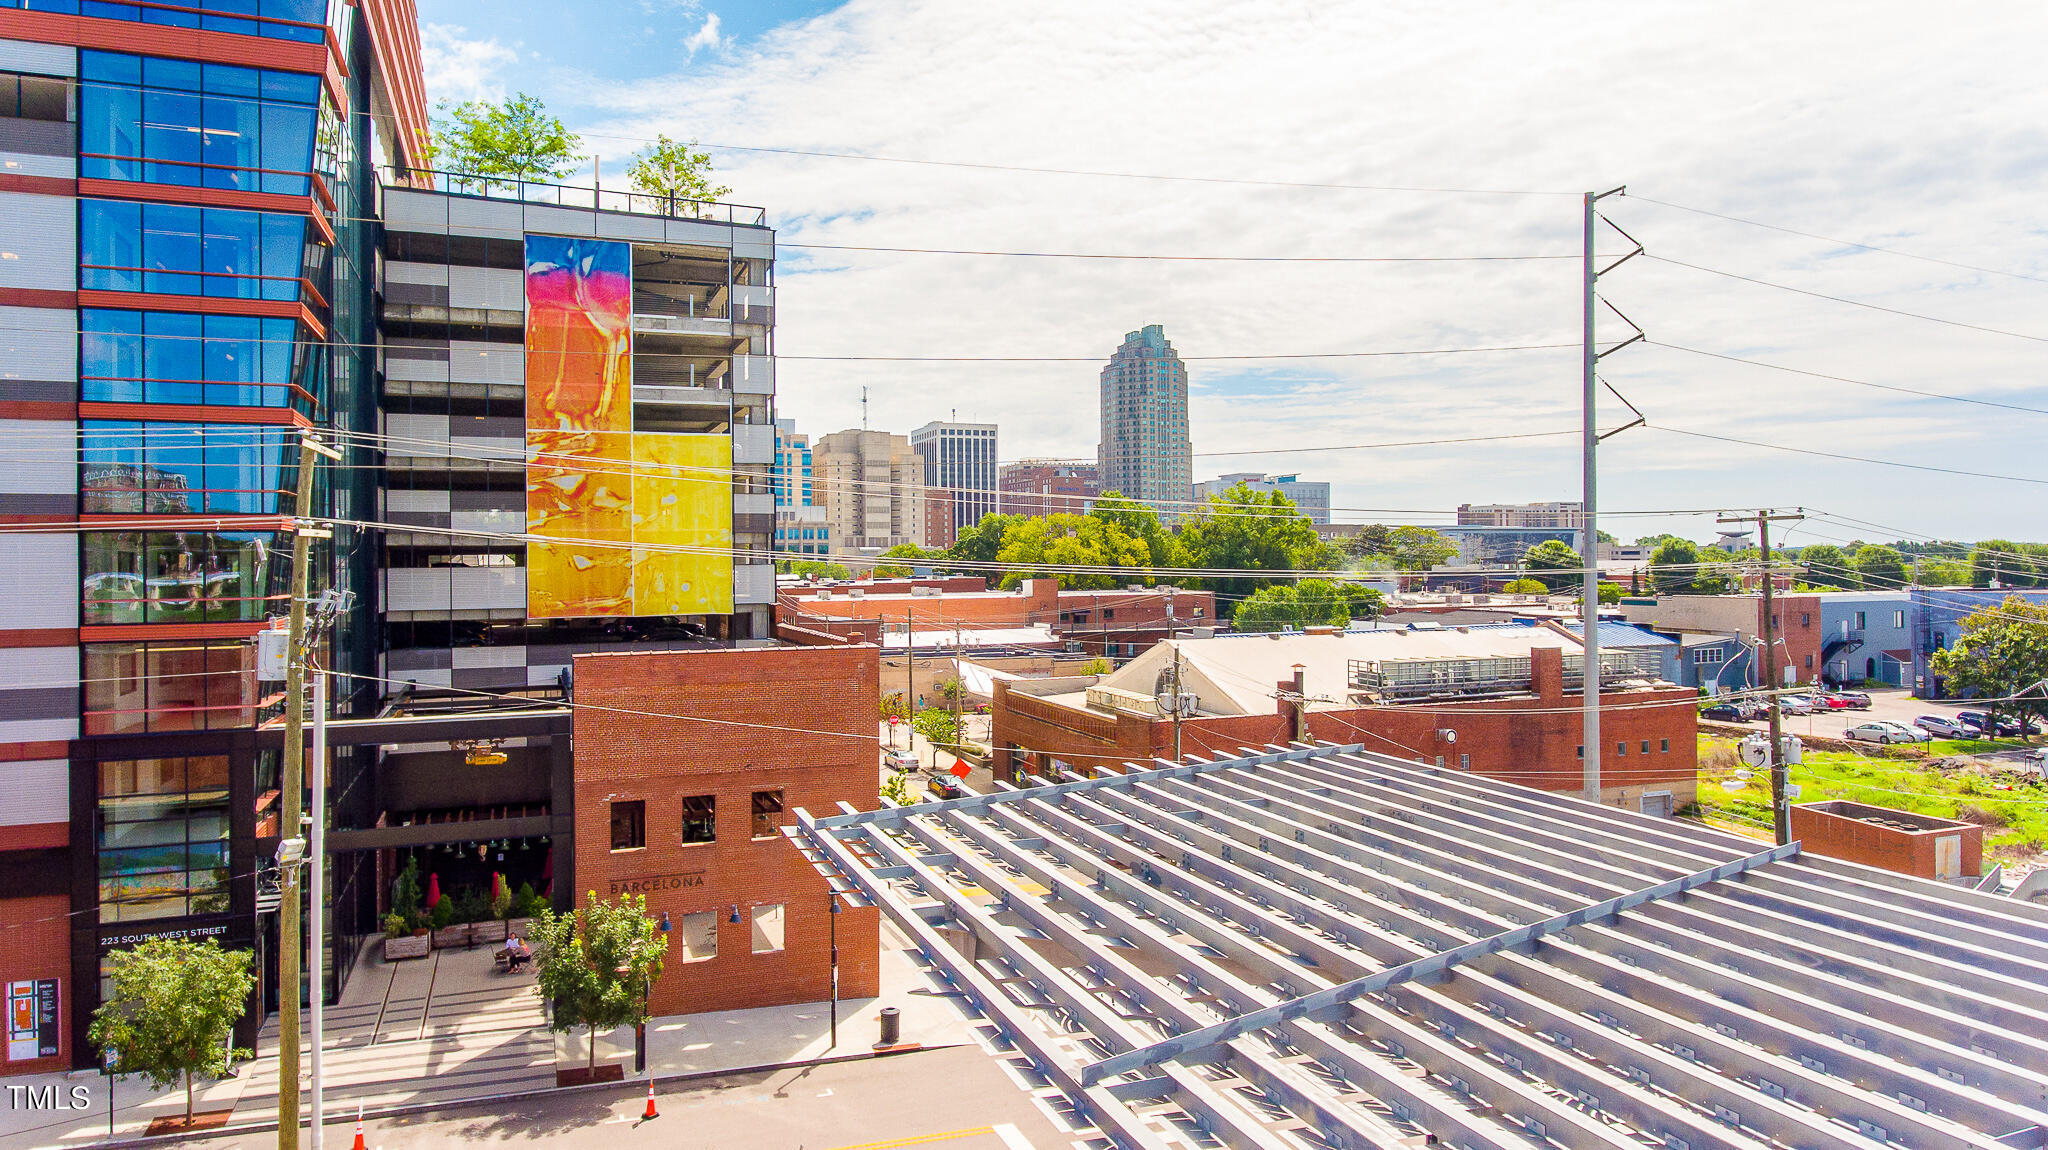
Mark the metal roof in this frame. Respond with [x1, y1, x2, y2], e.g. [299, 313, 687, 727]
[790, 743, 2048, 1150]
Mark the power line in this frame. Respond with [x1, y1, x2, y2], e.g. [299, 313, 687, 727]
[1649, 341, 2048, 417]
[780, 243, 1582, 263]
[1646, 424, 2048, 487]
[1644, 254, 2048, 346]
[1624, 195, 2048, 286]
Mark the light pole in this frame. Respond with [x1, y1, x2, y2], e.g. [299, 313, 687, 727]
[827, 891, 842, 1050]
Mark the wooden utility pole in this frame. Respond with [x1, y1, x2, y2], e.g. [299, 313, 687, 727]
[1722, 508, 1804, 845]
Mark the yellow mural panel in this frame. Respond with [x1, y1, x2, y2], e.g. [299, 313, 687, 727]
[630, 434, 733, 617]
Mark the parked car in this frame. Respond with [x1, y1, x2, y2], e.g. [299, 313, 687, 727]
[1884, 722, 1931, 742]
[1844, 721, 1921, 745]
[1913, 714, 1970, 738]
[1833, 691, 1873, 710]
[1778, 695, 1817, 715]
[926, 774, 964, 800]
[1955, 711, 2032, 737]
[1815, 694, 1858, 710]
[1700, 703, 1749, 722]
[883, 749, 921, 772]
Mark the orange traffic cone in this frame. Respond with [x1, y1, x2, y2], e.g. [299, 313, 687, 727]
[350, 1104, 367, 1150]
[642, 1080, 659, 1121]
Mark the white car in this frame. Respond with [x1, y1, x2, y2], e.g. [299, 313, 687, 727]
[1914, 714, 1970, 738]
[1844, 721, 1923, 745]
[1778, 695, 1817, 715]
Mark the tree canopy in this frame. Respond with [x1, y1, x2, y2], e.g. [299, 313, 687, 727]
[994, 514, 1150, 589]
[626, 134, 730, 211]
[1231, 578, 1383, 633]
[1088, 492, 1187, 576]
[1521, 540, 1582, 591]
[1850, 544, 1908, 591]
[1972, 540, 2038, 588]
[532, 893, 669, 1070]
[1931, 596, 2048, 730]
[90, 939, 255, 1122]
[1177, 484, 1328, 611]
[1502, 577, 1548, 595]
[1799, 543, 1853, 588]
[432, 94, 582, 186]
[1383, 526, 1458, 572]
[947, 513, 1025, 567]
[873, 543, 943, 577]
[1649, 538, 1727, 596]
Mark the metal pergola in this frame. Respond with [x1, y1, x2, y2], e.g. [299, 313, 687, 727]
[789, 742, 2048, 1150]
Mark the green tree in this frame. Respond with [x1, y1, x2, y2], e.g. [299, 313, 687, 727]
[1649, 538, 1723, 596]
[1850, 544, 1908, 590]
[90, 939, 255, 1124]
[872, 543, 942, 578]
[1931, 595, 2048, 733]
[994, 514, 1149, 589]
[1521, 540, 1583, 591]
[1336, 582, 1385, 620]
[625, 134, 730, 213]
[1635, 533, 1685, 549]
[1598, 581, 1626, 604]
[1229, 577, 1373, 633]
[1919, 555, 1970, 586]
[1088, 492, 1187, 575]
[1502, 577, 1549, 595]
[1384, 526, 1458, 572]
[432, 94, 582, 187]
[911, 706, 960, 747]
[1180, 484, 1326, 610]
[1971, 540, 2033, 588]
[1798, 543, 1854, 589]
[1340, 523, 1394, 561]
[879, 693, 908, 722]
[531, 893, 669, 1072]
[947, 514, 1025, 569]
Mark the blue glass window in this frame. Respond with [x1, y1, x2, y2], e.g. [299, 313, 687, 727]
[80, 50, 321, 193]
[83, 530, 283, 625]
[81, 200, 311, 301]
[84, 309, 323, 411]
[82, 420, 293, 515]
[1, 0, 327, 43]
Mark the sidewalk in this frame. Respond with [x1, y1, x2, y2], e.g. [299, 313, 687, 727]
[1, 919, 983, 1149]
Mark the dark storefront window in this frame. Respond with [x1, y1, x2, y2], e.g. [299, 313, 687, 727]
[82, 531, 284, 625]
[680, 795, 715, 844]
[97, 755, 232, 921]
[79, 200, 318, 302]
[83, 309, 324, 412]
[79, 50, 321, 193]
[83, 639, 265, 734]
[81, 421, 295, 515]
[610, 800, 645, 851]
[2, 0, 327, 42]
[750, 790, 783, 839]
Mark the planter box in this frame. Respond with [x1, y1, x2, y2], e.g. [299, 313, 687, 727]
[469, 919, 507, 943]
[431, 924, 473, 949]
[384, 933, 430, 961]
[555, 1063, 624, 1088]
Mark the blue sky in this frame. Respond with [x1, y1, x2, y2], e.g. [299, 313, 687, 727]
[411, 1, 2048, 547]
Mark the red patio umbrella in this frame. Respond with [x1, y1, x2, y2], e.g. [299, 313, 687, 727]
[426, 871, 441, 908]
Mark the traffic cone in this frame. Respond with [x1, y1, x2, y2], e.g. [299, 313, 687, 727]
[642, 1080, 659, 1121]
[350, 1104, 367, 1150]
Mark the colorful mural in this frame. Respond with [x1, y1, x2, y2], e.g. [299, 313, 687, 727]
[524, 235, 732, 618]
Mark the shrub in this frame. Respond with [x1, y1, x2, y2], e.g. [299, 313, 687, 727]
[383, 913, 409, 940]
[880, 770, 914, 806]
[490, 884, 514, 921]
[429, 896, 456, 930]
[1502, 578, 1548, 595]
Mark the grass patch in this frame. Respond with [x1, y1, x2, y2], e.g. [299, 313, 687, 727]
[1695, 735, 2048, 861]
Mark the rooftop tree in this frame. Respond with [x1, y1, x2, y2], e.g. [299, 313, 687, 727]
[433, 94, 583, 188]
[626, 134, 731, 213]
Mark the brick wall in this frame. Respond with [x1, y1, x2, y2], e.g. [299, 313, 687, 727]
[0, 895, 70, 1075]
[786, 579, 1061, 629]
[571, 645, 881, 1016]
[1790, 801, 1983, 880]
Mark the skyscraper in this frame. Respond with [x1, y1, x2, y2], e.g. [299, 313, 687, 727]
[1097, 325, 1191, 515]
[910, 420, 997, 542]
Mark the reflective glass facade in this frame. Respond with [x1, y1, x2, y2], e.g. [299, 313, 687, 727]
[81, 421, 294, 515]
[0, 0, 327, 42]
[79, 51, 321, 194]
[79, 200, 317, 302]
[96, 756, 233, 922]
[82, 531, 284, 625]
[82, 639, 265, 734]
[82, 309, 322, 412]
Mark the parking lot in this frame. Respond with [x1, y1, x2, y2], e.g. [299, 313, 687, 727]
[1704, 686, 2038, 748]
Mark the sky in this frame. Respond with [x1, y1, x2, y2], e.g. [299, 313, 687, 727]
[416, 0, 2048, 549]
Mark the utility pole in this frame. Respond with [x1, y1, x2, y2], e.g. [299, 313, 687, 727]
[277, 434, 338, 1150]
[1171, 646, 1184, 765]
[1579, 185, 1638, 803]
[308, 669, 326, 1150]
[1722, 509, 1804, 845]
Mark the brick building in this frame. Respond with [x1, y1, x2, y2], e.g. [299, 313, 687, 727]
[1619, 592, 1824, 688]
[1790, 801, 1983, 881]
[993, 624, 1698, 814]
[571, 644, 881, 1016]
[1057, 587, 1217, 658]
[779, 578, 1216, 660]
[998, 460, 1100, 517]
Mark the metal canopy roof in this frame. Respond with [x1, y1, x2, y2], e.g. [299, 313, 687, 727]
[790, 743, 2048, 1150]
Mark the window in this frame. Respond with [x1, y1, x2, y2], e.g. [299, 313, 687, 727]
[1641, 741, 1651, 755]
[1458, 753, 1470, 770]
[680, 794, 715, 844]
[83, 639, 266, 734]
[82, 309, 323, 411]
[1694, 647, 1725, 666]
[79, 51, 321, 193]
[80, 200, 315, 301]
[1854, 611, 1867, 629]
[1805, 655, 1815, 669]
[0, 70, 72, 121]
[45, 0, 327, 43]
[1893, 610, 1906, 629]
[83, 531, 285, 624]
[677, 911, 717, 962]
[1661, 739, 1671, 752]
[750, 903, 785, 954]
[1801, 613, 1811, 627]
[97, 755, 231, 922]
[82, 421, 296, 515]
[1576, 745, 1584, 759]
[751, 790, 783, 839]
[609, 800, 645, 851]
[1615, 742, 1626, 756]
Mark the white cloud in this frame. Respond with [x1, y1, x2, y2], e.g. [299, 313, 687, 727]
[561, 0, 2048, 541]
[421, 21, 519, 105]
[683, 12, 725, 57]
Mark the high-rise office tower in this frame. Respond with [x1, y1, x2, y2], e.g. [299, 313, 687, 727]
[910, 420, 997, 543]
[1097, 325, 1191, 516]
[813, 430, 926, 554]
[772, 418, 830, 556]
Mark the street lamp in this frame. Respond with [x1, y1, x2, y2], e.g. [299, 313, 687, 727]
[827, 892, 842, 1050]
